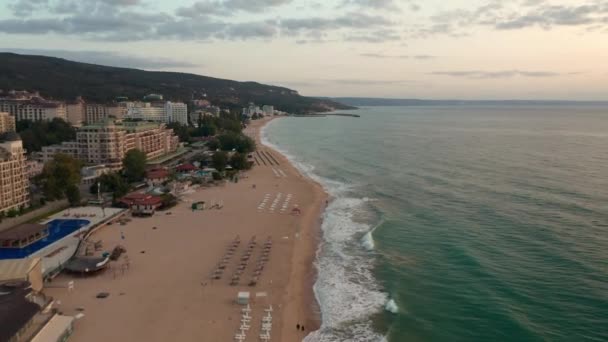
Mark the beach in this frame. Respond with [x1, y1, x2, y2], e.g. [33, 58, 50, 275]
[45, 117, 327, 342]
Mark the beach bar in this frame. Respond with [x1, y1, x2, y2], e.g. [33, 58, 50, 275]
[0, 224, 49, 251]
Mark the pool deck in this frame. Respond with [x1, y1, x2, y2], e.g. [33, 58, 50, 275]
[29, 207, 126, 276]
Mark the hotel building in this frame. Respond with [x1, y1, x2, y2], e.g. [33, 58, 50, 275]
[0, 132, 30, 215]
[125, 102, 188, 125]
[0, 93, 67, 122]
[41, 121, 180, 170]
[0, 112, 16, 133]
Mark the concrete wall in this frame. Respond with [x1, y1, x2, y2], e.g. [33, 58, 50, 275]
[0, 200, 69, 233]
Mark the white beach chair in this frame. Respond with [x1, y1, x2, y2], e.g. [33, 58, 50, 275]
[265, 305, 273, 313]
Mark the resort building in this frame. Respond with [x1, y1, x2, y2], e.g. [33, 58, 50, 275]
[145, 168, 170, 186]
[125, 101, 188, 124]
[0, 93, 67, 122]
[41, 121, 180, 170]
[80, 165, 112, 186]
[85, 104, 126, 124]
[25, 160, 44, 179]
[262, 105, 275, 116]
[0, 224, 49, 256]
[0, 133, 30, 215]
[166, 101, 188, 125]
[0, 112, 16, 133]
[126, 102, 166, 122]
[39, 141, 79, 163]
[66, 98, 85, 127]
[118, 192, 163, 216]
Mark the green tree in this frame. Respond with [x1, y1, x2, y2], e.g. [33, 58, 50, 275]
[16, 118, 76, 153]
[207, 138, 220, 151]
[41, 154, 82, 200]
[66, 184, 81, 206]
[123, 149, 147, 182]
[212, 151, 228, 171]
[7, 208, 18, 218]
[91, 172, 131, 199]
[230, 153, 250, 170]
[167, 122, 191, 143]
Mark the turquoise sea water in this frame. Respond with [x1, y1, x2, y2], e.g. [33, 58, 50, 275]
[262, 105, 608, 342]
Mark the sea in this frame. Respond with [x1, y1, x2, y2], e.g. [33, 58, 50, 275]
[261, 105, 608, 342]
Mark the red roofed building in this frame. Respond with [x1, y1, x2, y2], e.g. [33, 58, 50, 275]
[145, 168, 169, 186]
[176, 163, 196, 173]
[118, 192, 163, 216]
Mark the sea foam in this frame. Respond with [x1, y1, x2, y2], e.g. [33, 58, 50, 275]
[263, 119, 388, 342]
[385, 299, 399, 314]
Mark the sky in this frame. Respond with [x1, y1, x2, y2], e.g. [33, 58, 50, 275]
[0, 0, 607, 100]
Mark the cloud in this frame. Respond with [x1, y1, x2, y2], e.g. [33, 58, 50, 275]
[9, 0, 142, 16]
[412, 1, 608, 38]
[495, 4, 608, 30]
[359, 53, 436, 59]
[0, 48, 199, 69]
[176, 0, 293, 17]
[341, 0, 400, 11]
[430, 70, 566, 79]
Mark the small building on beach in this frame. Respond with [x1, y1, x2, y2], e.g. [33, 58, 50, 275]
[118, 193, 163, 216]
[145, 168, 170, 186]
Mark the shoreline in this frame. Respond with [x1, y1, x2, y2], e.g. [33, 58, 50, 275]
[252, 117, 328, 340]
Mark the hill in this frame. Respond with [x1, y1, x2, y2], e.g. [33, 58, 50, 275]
[0, 53, 353, 113]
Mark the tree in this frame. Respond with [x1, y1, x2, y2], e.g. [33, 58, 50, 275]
[7, 208, 18, 218]
[66, 184, 81, 206]
[167, 122, 191, 143]
[41, 154, 82, 200]
[91, 172, 130, 199]
[16, 118, 76, 153]
[212, 151, 228, 171]
[123, 149, 147, 182]
[206, 138, 220, 151]
[217, 133, 255, 153]
[230, 153, 250, 170]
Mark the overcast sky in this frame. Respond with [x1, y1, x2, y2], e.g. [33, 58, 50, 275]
[0, 0, 607, 100]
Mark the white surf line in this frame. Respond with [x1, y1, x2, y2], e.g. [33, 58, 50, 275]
[280, 194, 293, 213]
[258, 193, 271, 211]
[269, 193, 282, 213]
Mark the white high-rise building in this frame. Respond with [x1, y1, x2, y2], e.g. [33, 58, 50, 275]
[166, 102, 188, 125]
[125, 102, 188, 124]
[262, 105, 274, 116]
[126, 103, 167, 122]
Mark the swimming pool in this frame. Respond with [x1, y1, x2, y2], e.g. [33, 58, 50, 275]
[0, 219, 90, 259]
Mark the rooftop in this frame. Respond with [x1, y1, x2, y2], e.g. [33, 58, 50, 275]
[0, 258, 41, 283]
[0, 224, 48, 241]
[0, 282, 40, 342]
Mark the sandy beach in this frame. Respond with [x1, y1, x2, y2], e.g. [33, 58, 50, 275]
[45, 117, 326, 342]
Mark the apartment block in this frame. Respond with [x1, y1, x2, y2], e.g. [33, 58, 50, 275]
[42, 121, 180, 170]
[0, 93, 67, 122]
[0, 132, 30, 214]
[85, 104, 126, 124]
[125, 101, 188, 124]
[0, 112, 16, 133]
